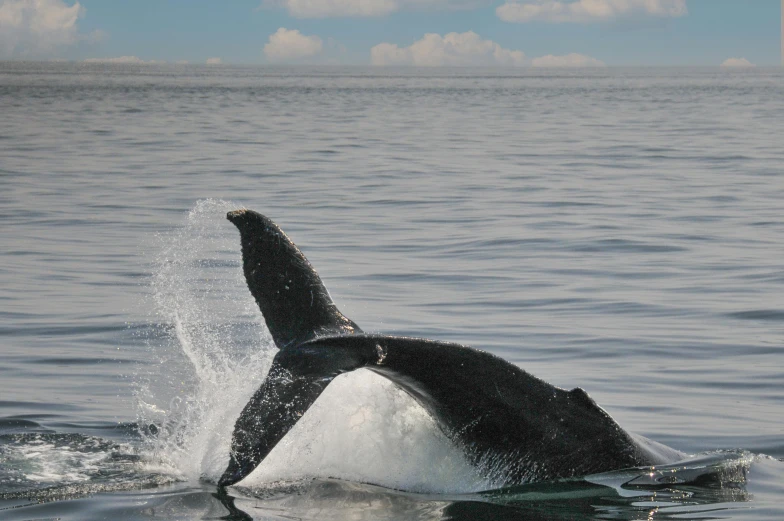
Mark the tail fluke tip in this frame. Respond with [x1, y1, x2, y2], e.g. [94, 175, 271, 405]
[227, 208, 249, 221]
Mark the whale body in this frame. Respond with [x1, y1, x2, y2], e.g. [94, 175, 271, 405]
[218, 209, 682, 487]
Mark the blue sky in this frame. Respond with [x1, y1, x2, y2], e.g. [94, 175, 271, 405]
[0, 0, 781, 66]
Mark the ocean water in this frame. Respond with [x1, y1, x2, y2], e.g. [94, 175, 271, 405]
[0, 62, 783, 520]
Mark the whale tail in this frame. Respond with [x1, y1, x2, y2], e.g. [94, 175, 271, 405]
[226, 209, 360, 349]
[220, 210, 673, 488]
[220, 209, 363, 486]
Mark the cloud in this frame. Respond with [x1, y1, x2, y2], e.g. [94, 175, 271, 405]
[0, 0, 90, 57]
[497, 0, 687, 23]
[531, 53, 605, 67]
[371, 31, 525, 67]
[264, 27, 323, 62]
[206, 57, 223, 65]
[265, 0, 397, 17]
[261, 0, 484, 18]
[83, 56, 161, 64]
[720, 57, 754, 68]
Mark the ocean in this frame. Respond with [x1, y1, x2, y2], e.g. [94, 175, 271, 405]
[0, 62, 782, 520]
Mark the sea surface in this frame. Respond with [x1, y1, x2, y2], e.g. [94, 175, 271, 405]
[0, 62, 782, 520]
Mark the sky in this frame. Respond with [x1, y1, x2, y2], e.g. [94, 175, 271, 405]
[0, 0, 781, 67]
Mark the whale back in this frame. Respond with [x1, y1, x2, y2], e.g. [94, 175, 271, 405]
[227, 209, 360, 349]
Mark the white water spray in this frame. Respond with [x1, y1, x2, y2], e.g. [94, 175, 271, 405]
[137, 199, 272, 481]
[137, 200, 489, 493]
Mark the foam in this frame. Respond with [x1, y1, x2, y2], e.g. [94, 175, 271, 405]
[0, 433, 140, 489]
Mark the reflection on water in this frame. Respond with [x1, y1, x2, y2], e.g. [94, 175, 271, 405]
[3, 443, 778, 521]
[3, 473, 755, 521]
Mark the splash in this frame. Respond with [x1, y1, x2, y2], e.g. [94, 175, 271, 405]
[246, 369, 489, 492]
[137, 199, 273, 482]
[137, 200, 487, 493]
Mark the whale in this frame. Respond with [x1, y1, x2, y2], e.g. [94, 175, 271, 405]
[218, 209, 683, 487]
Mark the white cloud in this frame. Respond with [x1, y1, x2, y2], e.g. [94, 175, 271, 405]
[266, 0, 397, 17]
[264, 27, 323, 62]
[531, 53, 605, 67]
[206, 57, 223, 65]
[0, 0, 89, 57]
[261, 0, 484, 18]
[497, 0, 687, 23]
[371, 31, 525, 67]
[83, 56, 161, 64]
[720, 57, 754, 68]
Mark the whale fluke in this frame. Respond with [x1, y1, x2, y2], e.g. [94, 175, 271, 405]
[219, 210, 683, 488]
[219, 341, 371, 486]
[226, 209, 360, 349]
